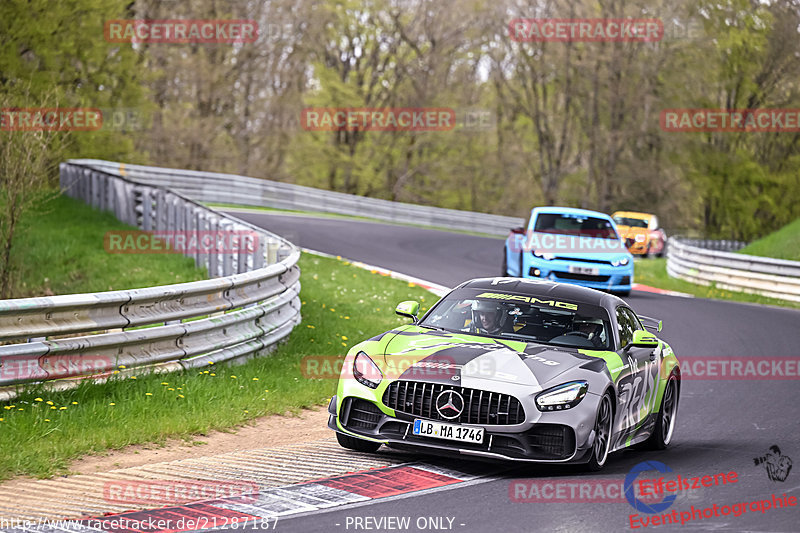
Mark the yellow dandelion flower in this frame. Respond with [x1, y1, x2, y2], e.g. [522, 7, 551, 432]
[46, 401, 54, 405]
[119, 365, 126, 369]
[341, 336, 348, 340]
[208, 361, 214, 365]
[178, 394, 185, 399]
[210, 373, 216, 376]
[177, 387, 182, 391]
[161, 382, 169, 386]
[203, 370, 209, 374]
[231, 375, 237, 379]
[244, 410, 249, 413]
[113, 370, 120, 374]
[3, 406, 10, 410]
[252, 377, 259, 381]
[408, 282, 416, 287]
[344, 316, 350, 319]
[330, 308, 335, 312]
[71, 402, 78, 405]
[322, 303, 326, 308]
[341, 342, 347, 347]
[336, 255, 341, 260]
[265, 389, 270, 393]
[109, 403, 115, 406]
[44, 419, 50, 422]
[0, 418, 3, 422]
[168, 388, 175, 391]
[145, 392, 153, 396]
[50, 406, 57, 410]
[59, 407, 67, 410]
[306, 325, 315, 329]
[17, 408, 23, 411]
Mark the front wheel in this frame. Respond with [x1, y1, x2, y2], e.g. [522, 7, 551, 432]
[586, 393, 613, 471]
[336, 432, 382, 453]
[643, 372, 679, 450]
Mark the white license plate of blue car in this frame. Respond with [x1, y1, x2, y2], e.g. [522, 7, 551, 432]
[413, 419, 484, 444]
[568, 265, 599, 275]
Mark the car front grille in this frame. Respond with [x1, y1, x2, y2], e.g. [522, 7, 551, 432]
[342, 398, 382, 430]
[553, 272, 611, 282]
[382, 381, 525, 425]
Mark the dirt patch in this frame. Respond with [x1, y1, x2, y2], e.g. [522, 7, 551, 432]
[71, 406, 332, 474]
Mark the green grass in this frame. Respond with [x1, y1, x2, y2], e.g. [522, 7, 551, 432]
[634, 258, 800, 309]
[9, 194, 207, 297]
[0, 252, 435, 480]
[738, 218, 800, 262]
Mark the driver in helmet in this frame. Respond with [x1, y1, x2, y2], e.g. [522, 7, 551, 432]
[572, 317, 605, 348]
[471, 300, 507, 335]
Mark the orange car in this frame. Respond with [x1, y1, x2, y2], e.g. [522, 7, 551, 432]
[612, 211, 667, 257]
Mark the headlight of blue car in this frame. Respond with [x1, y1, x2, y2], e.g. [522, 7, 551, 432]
[611, 257, 630, 267]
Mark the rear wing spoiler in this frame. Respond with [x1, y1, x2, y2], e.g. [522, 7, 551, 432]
[639, 315, 663, 333]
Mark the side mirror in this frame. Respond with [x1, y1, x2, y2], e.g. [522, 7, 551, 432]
[395, 301, 420, 323]
[628, 329, 659, 349]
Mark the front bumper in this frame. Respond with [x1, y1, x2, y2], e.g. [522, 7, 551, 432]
[328, 394, 600, 464]
[523, 256, 633, 293]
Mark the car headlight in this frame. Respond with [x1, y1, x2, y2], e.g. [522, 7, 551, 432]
[634, 234, 646, 243]
[533, 250, 555, 261]
[611, 257, 630, 267]
[353, 351, 383, 389]
[535, 381, 588, 411]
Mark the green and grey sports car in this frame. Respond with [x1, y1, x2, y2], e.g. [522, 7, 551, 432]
[328, 277, 680, 470]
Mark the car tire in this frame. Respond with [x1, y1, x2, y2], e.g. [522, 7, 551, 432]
[586, 393, 614, 471]
[336, 432, 382, 453]
[643, 371, 679, 450]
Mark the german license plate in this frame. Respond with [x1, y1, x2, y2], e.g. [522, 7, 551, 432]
[568, 265, 599, 276]
[412, 419, 484, 444]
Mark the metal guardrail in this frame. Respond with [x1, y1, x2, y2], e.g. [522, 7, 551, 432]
[69, 159, 526, 236]
[667, 237, 800, 303]
[0, 163, 301, 392]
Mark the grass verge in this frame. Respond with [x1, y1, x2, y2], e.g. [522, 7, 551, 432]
[738, 218, 800, 261]
[634, 258, 800, 309]
[0, 252, 435, 480]
[9, 194, 207, 297]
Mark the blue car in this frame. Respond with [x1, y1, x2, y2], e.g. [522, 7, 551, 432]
[503, 207, 634, 296]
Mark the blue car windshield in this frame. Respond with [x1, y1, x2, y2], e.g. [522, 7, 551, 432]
[535, 213, 618, 239]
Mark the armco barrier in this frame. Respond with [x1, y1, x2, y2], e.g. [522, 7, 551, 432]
[69, 159, 526, 236]
[0, 163, 301, 393]
[667, 237, 800, 303]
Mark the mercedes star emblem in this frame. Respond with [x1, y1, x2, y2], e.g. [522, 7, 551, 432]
[435, 389, 464, 420]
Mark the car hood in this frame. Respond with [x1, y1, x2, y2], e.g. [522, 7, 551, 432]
[378, 326, 598, 389]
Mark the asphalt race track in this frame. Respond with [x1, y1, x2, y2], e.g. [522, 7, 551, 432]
[230, 211, 800, 533]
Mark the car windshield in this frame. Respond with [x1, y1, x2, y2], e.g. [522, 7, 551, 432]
[614, 216, 649, 228]
[420, 290, 612, 350]
[534, 213, 619, 239]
